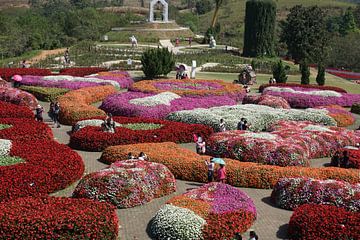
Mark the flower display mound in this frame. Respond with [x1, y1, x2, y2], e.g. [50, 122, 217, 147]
[313, 105, 355, 127]
[207, 121, 360, 167]
[100, 142, 360, 189]
[0, 140, 84, 202]
[0, 196, 118, 239]
[0, 118, 53, 141]
[58, 85, 117, 125]
[130, 79, 246, 101]
[0, 68, 52, 81]
[288, 204, 360, 240]
[59, 67, 106, 76]
[70, 116, 213, 151]
[150, 182, 256, 240]
[259, 83, 347, 93]
[0, 101, 34, 118]
[346, 148, 360, 169]
[73, 160, 176, 208]
[271, 177, 360, 211]
[243, 94, 291, 109]
[351, 103, 360, 114]
[100, 91, 237, 119]
[166, 104, 336, 132]
[90, 70, 134, 89]
[0, 86, 38, 109]
[20, 86, 69, 102]
[263, 86, 360, 108]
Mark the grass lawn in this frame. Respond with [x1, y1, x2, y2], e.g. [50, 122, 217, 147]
[0, 50, 41, 67]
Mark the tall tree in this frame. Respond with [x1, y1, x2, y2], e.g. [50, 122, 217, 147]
[211, 0, 224, 28]
[340, 7, 357, 35]
[243, 0, 277, 57]
[281, 5, 329, 84]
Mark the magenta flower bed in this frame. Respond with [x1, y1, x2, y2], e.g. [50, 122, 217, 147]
[100, 92, 237, 119]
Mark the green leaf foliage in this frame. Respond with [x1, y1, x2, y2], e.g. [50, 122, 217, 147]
[141, 48, 175, 79]
[272, 60, 288, 83]
[316, 64, 326, 86]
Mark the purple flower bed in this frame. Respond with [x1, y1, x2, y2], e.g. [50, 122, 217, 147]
[100, 92, 237, 119]
[264, 91, 360, 108]
[154, 81, 223, 91]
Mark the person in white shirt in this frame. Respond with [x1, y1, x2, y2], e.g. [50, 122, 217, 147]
[219, 119, 226, 132]
[138, 152, 149, 161]
[205, 158, 215, 182]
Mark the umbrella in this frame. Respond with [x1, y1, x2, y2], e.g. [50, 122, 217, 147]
[12, 75, 22, 82]
[212, 158, 225, 165]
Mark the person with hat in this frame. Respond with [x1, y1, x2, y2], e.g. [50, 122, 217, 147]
[35, 104, 44, 122]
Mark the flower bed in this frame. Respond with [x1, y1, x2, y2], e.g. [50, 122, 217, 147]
[0, 101, 34, 118]
[70, 116, 213, 151]
[263, 86, 360, 108]
[0, 87, 38, 109]
[259, 83, 347, 93]
[0, 196, 118, 239]
[59, 67, 106, 76]
[351, 103, 360, 114]
[326, 68, 360, 80]
[207, 121, 360, 166]
[58, 85, 117, 125]
[0, 118, 53, 141]
[0, 68, 52, 81]
[20, 86, 70, 102]
[100, 91, 237, 119]
[313, 105, 355, 127]
[73, 160, 176, 208]
[130, 79, 246, 101]
[271, 177, 360, 211]
[0, 139, 84, 202]
[150, 182, 256, 240]
[100, 142, 360, 189]
[243, 94, 290, 109]
[346, 148, 360, 169]
[166, 104, 336, 132]
[288, 204, 360, 240]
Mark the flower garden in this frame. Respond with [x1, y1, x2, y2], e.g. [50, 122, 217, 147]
[0, 67, 359, 239]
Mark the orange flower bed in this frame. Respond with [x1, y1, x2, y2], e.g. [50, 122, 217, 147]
[130, 79, 245, 100]
[315, 105, 355, 127]
[58, 85, 117, 125]
[100, 142, 360, 189]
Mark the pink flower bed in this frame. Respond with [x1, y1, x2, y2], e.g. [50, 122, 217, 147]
[207, 121, 360, 166]
[0, 87, 38, 109]
[259, 83, 347, 93]
[242, 95, 290, 109]
[100, 92, 237, 119]
[326, 68, 360, 80]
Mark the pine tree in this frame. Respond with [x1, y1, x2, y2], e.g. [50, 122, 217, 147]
[340, 8, 357, 36]
[300, 61, 310, 85]
[316, 64, 326, 86]
[141, 48, 175, 79]
[272, 60, 288, 83]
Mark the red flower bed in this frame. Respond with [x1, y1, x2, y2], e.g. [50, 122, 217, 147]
[59, 67, 107, 77]
[326, 68, 360, 80]
[259, 83, 347, 93]
[0, 140, 84, 202]
[70, 117, 213, 151]
[0, 197, 118, 239]
[344, 148, 360, 169]
[0, 118, 53, 141]
[0, 68, 52, 81]
[0, 101, 34, 118]
[288, 204, 360, 240]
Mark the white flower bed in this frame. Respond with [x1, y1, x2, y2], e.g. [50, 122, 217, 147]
[42, 75, 120, 88]
[0, 139, 12, 156]
[166, 104, 336, 132]
[73, 119, 121, 132]
[150, 205, 205, 240]
[242, 132, 277, 140]
[303, 124, 335, 132]
[264, 87, 342, 97]
[129, 92, 181, 106]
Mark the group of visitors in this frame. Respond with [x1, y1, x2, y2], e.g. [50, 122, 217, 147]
[237, 118, 250, 130]
[269, 77, 277, 84]
[205, 158, 226, 183]
[127, 152, 150, 161]
[48, 101, 61, 128]
[101, 113, 116, 133]
[234, 231, 259, 240]
[331, 150, 350, 168]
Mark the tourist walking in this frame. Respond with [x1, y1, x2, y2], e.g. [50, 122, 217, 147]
[205, 158, 215, 182]
[35, 104, 44, 122]
[188, 37, 192, 47]
[53, 102, 61, 128]
[48, 101, 55, 122]
[219, 119, 226, 132]
[217, 164, 226, 183]
[196, 137, 206, 154]
[102, 113, 116, 133]
[64, 48, 70, 64]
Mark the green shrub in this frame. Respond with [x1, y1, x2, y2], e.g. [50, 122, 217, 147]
[316, 65, 326, 86]
[196, 0, 213, 15]
[141, 48, 175, 79]
[351, 103, 360, 114]
[272, 60, 288, 83]
[300, 62, 310, 85]
[20, 86, 70, 102]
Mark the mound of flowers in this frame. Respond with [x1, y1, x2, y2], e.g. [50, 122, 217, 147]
[243, 94, 290, 109]
[100, 91, 237, 119]
[73, 160, 176, 208]
[0, 118, 53, 141]
[59, 67, 106, 76]
[288, 204, 360, 240]
[346, 148, 360, 169]
[0, 101, 34, 118]
[150, 182, 256, 240]
[207, 121, 360, 166]
[100, 142, 360, 189]
[326, 68, 360, 80]
[58, 85, 117, 125]
[271, 177, 360, 211]
[351, 103, 360, 114]
[166, 104, 336, 132]
[0, 139, 84, 202]
[313, 105, 355, 127]
[259, 83, 347, 93]
[0, 86, 38, 109]
[0, 68, 52, 81]
[263, 86, 360, 108]
[70, 116, 213, 151]
[0, 196, 118, 239]
[20, 86, 69, 102]
[130, 79, 246, 101]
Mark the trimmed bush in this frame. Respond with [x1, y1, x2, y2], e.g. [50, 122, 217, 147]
[20, 86, 69, 102]
[141, 48, 175, 79]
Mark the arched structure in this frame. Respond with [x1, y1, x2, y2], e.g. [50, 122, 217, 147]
[149, 0, 169, 22]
